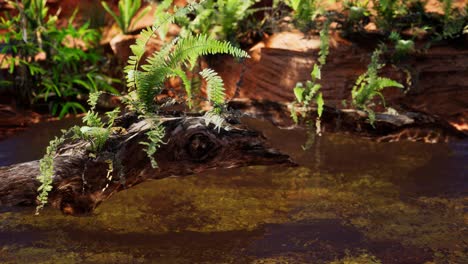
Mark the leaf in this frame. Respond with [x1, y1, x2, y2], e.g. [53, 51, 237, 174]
[311, 64, 321, 81]
[293, 86, 305, 103]
[200, 68, 225, 107]
[375, 77, 404, 90]
[316, 92, 324, 118]
[130, 5, 152, 32]
[101, 1, 124, 33]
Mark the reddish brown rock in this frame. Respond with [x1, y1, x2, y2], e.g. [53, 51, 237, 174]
[209, 31, 468, 132]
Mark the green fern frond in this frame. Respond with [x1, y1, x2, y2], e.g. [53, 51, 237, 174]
[170, 67, 193, 107]
[140, 119, 166, 168]
[375, 77, 404, 91]
[200, 68, 225, 108]
[87, 91, 102, 111]
[203, 110, 229, 132]
[128, 33, 248, 112]
[351, 48, 404, 125]
[36, 135, 65, 214]
[125, 1, 203, 92]
[168, 34, 249, 70]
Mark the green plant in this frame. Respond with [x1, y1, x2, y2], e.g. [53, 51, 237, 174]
[388, 31, 415, 59]
[290, 20, 330, 134]
[71, 91, 120, 154]
[125, 0, 249, 166]
[35, 1, 249, 213]
[166, 0, 259, 43]
[351, 48, 404, 124]
[101, 0, 152, 34]
[0, 0, 118, 116]
[341, 0, 371, 33]
[284, 0, 323, 31]
[371, 0, 410, 32]
[35, 91, 121, 214]
[291, 64, 324, 130]
[435, 0, 467, 40]
[36, 135, 66, 214]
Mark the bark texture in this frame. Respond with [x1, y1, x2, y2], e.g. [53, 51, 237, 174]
[0, 114, 293, 215]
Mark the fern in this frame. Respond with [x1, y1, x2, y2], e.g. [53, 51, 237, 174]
[351, 48, 404, 124]
[203, 110, 229, 132]
[167, 34, 249, 69]
[36, 135, 66, 214]
[290, 22, 330, 134]
[127, 33, 248, 113]
[318, 18, 331, 66]
[200, 68, 225, 110]
[174, 0, 258, 42]
[121, 1, 250, 170]
[125, 1, 203, 94]
[140, 117, 166, 168]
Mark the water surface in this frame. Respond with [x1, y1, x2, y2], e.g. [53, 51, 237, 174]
[0, 118, 466, 263]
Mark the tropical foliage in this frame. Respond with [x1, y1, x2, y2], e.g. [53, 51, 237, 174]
[0, 0, 118, 117]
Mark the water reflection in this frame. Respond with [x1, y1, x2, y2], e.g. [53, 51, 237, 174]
[0, 119, 466, 263]
[0, 117, 82, 166]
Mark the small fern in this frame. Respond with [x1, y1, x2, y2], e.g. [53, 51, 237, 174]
[351, 48, 404, 125]
[35, 90, 122, 213]
[126, 33, 248, 113]
[200, 68, 225, 110]
[36, 135, 65, 214]
[125, 0, 203, 94]
[290, 21, 329, 135]
[203, 110, 230, 132]
[124, 1, 249, 168]
[318, 19, 331, 65]
[140, 116, 166, 168]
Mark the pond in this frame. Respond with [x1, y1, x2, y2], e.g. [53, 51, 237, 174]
[0, 118, 466, 263]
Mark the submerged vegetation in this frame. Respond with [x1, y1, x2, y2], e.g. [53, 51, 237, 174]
[0, 0, 466, 263]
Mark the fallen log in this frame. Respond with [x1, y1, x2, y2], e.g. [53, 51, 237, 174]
[0, 113, 293, 215]
[228, 99, 467, 143]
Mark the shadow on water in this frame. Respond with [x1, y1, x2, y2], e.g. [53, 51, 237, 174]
[0, 118, 466, 263]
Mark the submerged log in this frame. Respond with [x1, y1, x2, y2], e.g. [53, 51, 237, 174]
[228, 99, 467, 143]
[0, 114, 293, 215]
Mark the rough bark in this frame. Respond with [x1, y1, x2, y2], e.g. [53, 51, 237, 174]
[0, 114, 293, 215]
